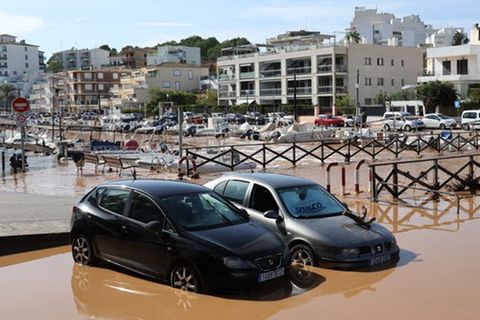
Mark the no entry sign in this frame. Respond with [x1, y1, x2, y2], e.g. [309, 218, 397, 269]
[12, 97, 30, 113]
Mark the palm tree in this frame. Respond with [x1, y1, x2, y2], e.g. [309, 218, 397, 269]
[0, 83, 18, 112]
[346, 31, 361, 44]
[452, 31, 469, 46]
[417, 81, 458, 113]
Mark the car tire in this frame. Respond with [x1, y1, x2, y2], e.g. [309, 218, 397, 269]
[291, 244, 316, 267]
[384, 124, 391, 131]
[170, 262, 201, 293]
[72, 234, 96, 266]
[404, 125, 412, 132]
[462, 123, 470, 130]
[439, 123, 446, 130]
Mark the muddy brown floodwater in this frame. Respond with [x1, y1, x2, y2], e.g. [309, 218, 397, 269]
[1, 197, 480, 320]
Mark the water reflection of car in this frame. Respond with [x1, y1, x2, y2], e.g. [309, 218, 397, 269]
[71, 179, 290, 293]
[205, 173, 399, 270]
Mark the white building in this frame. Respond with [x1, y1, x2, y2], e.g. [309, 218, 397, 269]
[217, 31, 423, 112]
[418, 24, 480, 99]
[50, 48, 109, 71]
[350, 7, 436, 47]
[0, 34, 44, 82]
[425, 28, 466, 48]
[146, 45, 201, 66]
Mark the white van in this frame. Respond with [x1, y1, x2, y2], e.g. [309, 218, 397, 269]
[461, 110, 480, 130]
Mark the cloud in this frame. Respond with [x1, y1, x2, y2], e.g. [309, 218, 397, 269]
[139, 21, 193, 27]
[0, 11, 44, 34]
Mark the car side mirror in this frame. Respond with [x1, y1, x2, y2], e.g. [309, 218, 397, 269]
[146, 220, 163, 233]
[264, 210, 281, 220]
[238, 208, 249, 219]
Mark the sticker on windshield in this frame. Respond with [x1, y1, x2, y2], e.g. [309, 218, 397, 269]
[290, 201, 324, 215]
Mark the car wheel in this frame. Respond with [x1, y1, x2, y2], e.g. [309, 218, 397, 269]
[439, 123, 446, 130]
[291, 244, 315, 267]
[170, 263, 201, 292]
[404, 125, 412, 132]
[462, 123, 470, 130]
[72, 235, 96, 266]
[384, 124, 390, 131]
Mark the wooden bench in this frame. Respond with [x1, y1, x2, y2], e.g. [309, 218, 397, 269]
[102, 156, 136, 176]
[83, 153, 105, 173]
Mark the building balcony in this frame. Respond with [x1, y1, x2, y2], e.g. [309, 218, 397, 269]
[287, 87, 312, 95]
[318, 86, 332, 94]
[239, 72, 255, 79]
[418, 72, 480, 83]
[317, 64, 348, 73]
[219, 91, 236, 98]
[260, 88, 282, 96]
[240, 89, 255, 97]
[260, 69, 281, 78]
[286, 66, 311, 76]
[218, 74, 235, 81]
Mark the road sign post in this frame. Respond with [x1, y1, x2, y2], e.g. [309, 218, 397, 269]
[11, 97, 30, 172]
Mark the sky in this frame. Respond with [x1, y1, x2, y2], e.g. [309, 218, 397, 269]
[0, 0, 478, 58]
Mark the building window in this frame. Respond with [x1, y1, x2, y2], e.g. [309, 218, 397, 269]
[188, 70, 193, 80]
[377, 58, 384, 66]
[25, 55, 28, 60]
[113, 73, 118, 79]
[163, 81, 171, 88]
[401, 79, 405, 86]
[391, 79, 395, 86]
[401, 59, 405, 67]
[365, 98, 372, 105]
[98, 72, 104, 79]
[85, 84, 93, 91]
[457, 59, 468, 75]
[84, 72, 92, 80]
[364, 57, 371, 65]
[173, 69, 182, 77]
[377, 78, 384, 86]
[391, 59, 394, 66]
[175, 81, 181, 90]
[442, 61, 451, 75]
[25, 62, 29, 68]
[1, 46, 6, 52]
[98, 84, 104, 90]
[365, 78, 372, 86]
[24, 47, 28, 52]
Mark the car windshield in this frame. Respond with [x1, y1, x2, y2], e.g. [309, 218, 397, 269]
[437, 114, 451, 119]
[159, 192, 246, 231]
[277, 185, 345, 218]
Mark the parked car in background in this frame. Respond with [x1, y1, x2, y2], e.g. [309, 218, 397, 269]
[71, 179, 290, 293]
[314, 114, 344, 127]
[205, 173, 399, 270]
[461, 110, 480, 130]
[422, 113, 457, 129]
[383, 112, 425, 132]
[226, 113, 245, 124]
[245, 112, 266, 125]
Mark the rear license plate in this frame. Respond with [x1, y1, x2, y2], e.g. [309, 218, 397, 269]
[370, 254, 391, 266]
[258, 268, 285, 283]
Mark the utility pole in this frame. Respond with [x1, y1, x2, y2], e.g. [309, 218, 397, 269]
[293, 67, 298, 122]
[355, 68, 360, 132]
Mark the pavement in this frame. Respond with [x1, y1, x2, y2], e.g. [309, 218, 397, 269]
[0, 192, 79, 236]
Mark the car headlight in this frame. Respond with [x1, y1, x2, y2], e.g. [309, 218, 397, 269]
[390, 238, 397, 248]
[223, 257, 254, 269]
[341, 248, 360, 256]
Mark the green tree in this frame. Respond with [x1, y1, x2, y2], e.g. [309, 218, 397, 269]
[99, 44, 111, 51]
[0, 83, 18, 112]
[417, 81, 458, 113]
[346, 31, 361, 44]
[46, 56, 63, 73]
[468, 84, 480, 103]
[196, 90, 217, 106]
[335, 96, 355, 115]
[452, 31, 469, 45]
[146, 89, 197, 113]
[388, 89, 419, 101]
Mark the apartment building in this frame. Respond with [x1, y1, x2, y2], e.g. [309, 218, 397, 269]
[109, 63, 208, 109]
[50, 48, 109, 71]
[418, 24, 480, 98]
[0, 34, 44, 82]
[108, 47, 156, 68]
[29, 75, 66, 112]
[217, 34, 423, 112]
[64, 69, 131, 111]
[146, 46, 201, 66]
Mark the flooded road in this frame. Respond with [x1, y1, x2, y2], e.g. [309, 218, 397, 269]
[1, 199, 480, 320]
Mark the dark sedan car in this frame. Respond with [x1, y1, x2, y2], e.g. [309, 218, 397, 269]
[71, 179, 290, 293]
[205, 173, 399, 270]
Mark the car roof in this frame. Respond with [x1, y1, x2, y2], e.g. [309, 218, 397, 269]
[220, 173, 315, 189]
[97, 179, 208, 197]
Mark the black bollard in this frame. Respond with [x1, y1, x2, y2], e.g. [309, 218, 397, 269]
[1, 151, 4, 176]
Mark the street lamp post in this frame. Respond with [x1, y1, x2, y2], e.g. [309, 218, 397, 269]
[293, 66, 298, 122]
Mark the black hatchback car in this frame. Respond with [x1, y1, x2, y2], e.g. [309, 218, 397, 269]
[71, 179, 289, 293]
[205, 173, 399, 270]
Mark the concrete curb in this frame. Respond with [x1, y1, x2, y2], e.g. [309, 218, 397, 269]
[0, 232, 70, 256]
